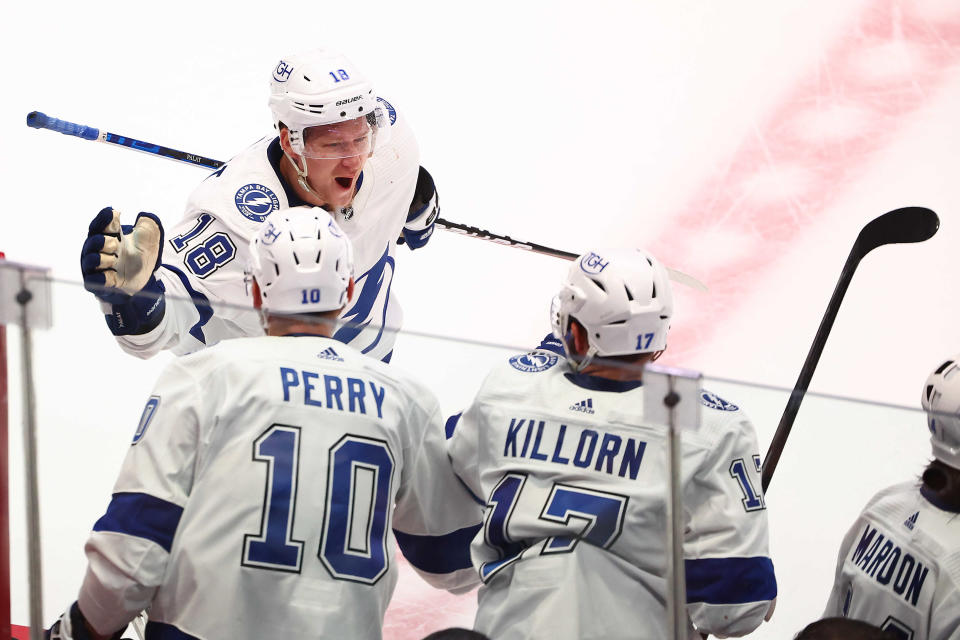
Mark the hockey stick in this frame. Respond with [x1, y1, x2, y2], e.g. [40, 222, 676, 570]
[760, 207, 939, 493]
[26, 110, 707, 291]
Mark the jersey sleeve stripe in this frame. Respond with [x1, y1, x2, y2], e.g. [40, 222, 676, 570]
[92, 492, 184, 553]
[685, 556, 777, 605]
[160, 263, 215, 344]
[393, 524, 481, 574]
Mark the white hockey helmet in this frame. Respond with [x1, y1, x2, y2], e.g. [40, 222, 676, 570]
[249, 206, 354, 314]
[269, 49, 389, 159]
[921, 354, 960, 469]
[552, 249, 674, 369]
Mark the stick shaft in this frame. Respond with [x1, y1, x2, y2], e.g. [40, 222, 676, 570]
[26, 109, 709, 290]
[27, 111, 223, 170]
[27, 110, 588, 258]
[761, 246, 860, 492]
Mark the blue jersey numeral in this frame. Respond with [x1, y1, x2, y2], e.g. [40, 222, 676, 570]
[242, 430, 395, 583]
[479, 474, 628, 582]
[242, 425, 305, 571]
[319, 436, 395, 584]
[479, 473, 528, 581]
[880, 617, 913, 640]
[540, 484, 628, 553]
[184, 232, 237, 279]
[729, 456, 765, 511]
[170, 213, 214, 252]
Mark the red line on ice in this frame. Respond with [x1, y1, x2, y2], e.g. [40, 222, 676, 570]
[653, 1, 960, 366]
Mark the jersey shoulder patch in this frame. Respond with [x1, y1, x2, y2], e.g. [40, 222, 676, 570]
[233, 183, 281, 222]
[377, 96, 397, 126]
[508, 352, 559, 373]
[699, 389, 740, 412]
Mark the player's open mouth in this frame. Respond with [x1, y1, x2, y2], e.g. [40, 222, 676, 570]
[335, 176, 353, 189]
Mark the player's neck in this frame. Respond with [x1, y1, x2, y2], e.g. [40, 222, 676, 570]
[578, 362, 645, 382]
[266, 314, 338, 338]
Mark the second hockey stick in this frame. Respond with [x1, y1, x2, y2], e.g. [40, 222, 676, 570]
[761, 206, 940, 493]
[26, 110, 707, 291]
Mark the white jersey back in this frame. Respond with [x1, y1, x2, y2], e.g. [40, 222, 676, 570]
[113, 99, 418, 362]
[77, 336, 480, 640]
[823, 482, 960, 640]
[447, 352, 776, 640]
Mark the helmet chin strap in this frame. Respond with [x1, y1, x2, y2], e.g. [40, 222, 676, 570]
[283, 150, 355, 220]
[284, 150, 323, 202]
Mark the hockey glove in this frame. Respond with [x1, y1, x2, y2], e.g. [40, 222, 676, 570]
[45, 602, 125, 640]
[80, 207, 167, 336]
[400, 166, 439, 250]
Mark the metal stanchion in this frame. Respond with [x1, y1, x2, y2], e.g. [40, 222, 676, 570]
[644, 364, 702, 640]
[0, 261, 53, 640]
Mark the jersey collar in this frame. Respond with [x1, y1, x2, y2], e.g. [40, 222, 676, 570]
[920, 485, 960, 514]
[564, 372, 642, 393]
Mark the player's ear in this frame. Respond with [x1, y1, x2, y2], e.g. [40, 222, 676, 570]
[346, 277, 355, 304]
[251, 279, 263, 310]
[570, 320, 590, 357]
[278, 127, 295, 156]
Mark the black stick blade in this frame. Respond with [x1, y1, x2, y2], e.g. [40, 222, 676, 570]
[855, 207, 939, 259]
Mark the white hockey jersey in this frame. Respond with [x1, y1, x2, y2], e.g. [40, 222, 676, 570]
[76, 335, 481, 640]
[110, 99, 419, 363]
[823, 482, 960, 640]
[446, 352, 777, 640]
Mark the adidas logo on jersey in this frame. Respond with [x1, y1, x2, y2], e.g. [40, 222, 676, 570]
[903, 511, 918, 531]
[570, 398, 595, 414]
[317, 347, 344, 362]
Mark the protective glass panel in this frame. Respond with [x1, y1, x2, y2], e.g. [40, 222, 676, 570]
[3, 275, 938, 640]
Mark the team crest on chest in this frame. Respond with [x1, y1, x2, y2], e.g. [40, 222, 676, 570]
[509, 352, 558, 373]
[235, 183, 281, 222]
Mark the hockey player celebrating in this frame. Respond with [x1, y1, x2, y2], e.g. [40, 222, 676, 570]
[822, 354, 960, 639]
[446, 248, 777, 639]
[47, 208, 480, 640]
[79, 48, 439, 363]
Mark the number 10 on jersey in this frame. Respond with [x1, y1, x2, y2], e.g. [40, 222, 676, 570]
[242, 425, 396, 584]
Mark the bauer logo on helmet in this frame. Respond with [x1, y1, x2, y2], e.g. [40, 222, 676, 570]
[580, 252, 610, 275]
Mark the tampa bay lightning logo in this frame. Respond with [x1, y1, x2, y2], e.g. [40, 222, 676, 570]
[509, 352, 559, 373]
[700, 390, 739, 412]
[235, 184, 281, 222]
[377, 97, 397, 125]
[580, 252, 609, 275]
[132, 396, 160, 445]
